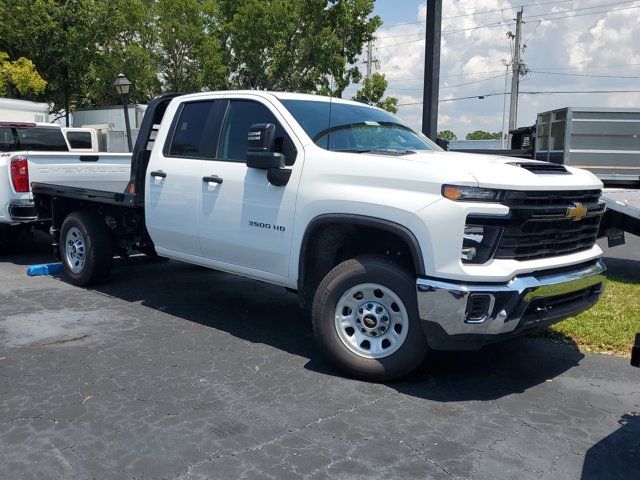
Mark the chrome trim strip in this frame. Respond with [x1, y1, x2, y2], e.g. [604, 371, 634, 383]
[416, 260, 606, 336]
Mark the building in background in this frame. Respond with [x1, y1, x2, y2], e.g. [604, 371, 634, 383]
[72, 104, 146, 152]
[0, 98, 49, 123]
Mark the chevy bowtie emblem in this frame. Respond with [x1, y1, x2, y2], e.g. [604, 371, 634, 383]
[566, 202, 588, 221]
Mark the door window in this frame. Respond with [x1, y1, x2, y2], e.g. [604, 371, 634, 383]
[166, 100, 220, 159]
[66, 131, 92, 149]
[217, 100, 295, 164]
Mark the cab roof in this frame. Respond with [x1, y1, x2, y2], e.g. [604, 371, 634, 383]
[177, 90, 377, 109]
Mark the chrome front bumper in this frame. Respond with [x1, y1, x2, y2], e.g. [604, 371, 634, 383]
[416, 260, 606, 348]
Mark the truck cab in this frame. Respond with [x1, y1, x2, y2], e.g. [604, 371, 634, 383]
[32, 91, 607, 381]
[62, 127, 99, 153]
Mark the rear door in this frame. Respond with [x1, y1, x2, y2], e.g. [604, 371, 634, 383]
[145, 99, 225, 257]
[197, 96, 302, 281]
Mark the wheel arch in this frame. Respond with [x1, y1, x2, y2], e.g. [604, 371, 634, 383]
[297, 213, 426, 308]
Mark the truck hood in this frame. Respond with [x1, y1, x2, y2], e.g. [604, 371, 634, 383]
[384, 150, 603, 190]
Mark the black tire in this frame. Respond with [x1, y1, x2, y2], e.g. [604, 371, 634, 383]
[60, 211, 113, 286]
[312, 256, 429, 381]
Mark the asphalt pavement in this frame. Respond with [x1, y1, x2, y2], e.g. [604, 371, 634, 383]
[1, 232, 639, 479]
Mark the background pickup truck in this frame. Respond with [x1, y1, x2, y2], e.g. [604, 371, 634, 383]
[0, 121, 130, 252]
[32, 92, 606, 381]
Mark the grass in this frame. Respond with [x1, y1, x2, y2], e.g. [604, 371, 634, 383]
[540, 274, 639, 356]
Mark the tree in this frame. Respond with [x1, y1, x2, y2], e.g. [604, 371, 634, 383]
[217, 0, 381, 95]
[466, 130, 502, 140]
[0, 52, 46, 96]
[1, 0, 381, 114]
[437, 130, 457, 141]
[353, 73, 398, 113]
[153, 0, 226, 93]
[79, 0, 162, 107]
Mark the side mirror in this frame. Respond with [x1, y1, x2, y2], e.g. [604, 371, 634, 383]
[246, 123, 285, 169]
[435, 138, 450, 150]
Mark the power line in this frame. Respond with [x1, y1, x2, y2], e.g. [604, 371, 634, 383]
[531, 62, 640, 70]
[397, 89, 640, 106]
[378, 1, 638, 47]
[381, 0, 637, 37]
[378, 0, 575, 28]
[442, 0, 574, 20]
[530, 70, 640, 79]
[386, 73, 508, 91]
[378, 21, 513, 48]
[378, 1, 640, 41]
[525, 3, 640, 21]
[378, 62, 640, 87]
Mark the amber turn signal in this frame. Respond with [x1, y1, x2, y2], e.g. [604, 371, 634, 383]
[442, 185, 462, 200]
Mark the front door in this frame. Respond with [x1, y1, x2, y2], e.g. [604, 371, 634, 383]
[198, 97, 302, 281]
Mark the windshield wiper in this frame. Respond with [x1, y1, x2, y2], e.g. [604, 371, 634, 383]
[368, 148, 417, 156]
[334, 148, 417, 156]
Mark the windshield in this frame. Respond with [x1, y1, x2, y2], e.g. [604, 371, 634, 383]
[0, 126, 69, 152]
[280, 99, 439, 154]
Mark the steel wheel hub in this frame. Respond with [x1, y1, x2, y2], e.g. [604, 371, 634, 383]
[356, 301, 389, 337]
[65, 227, 86, 273]
[334, 283, 409, 359]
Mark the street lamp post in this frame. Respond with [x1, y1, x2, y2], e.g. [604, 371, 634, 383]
[113, 74, 133, 152]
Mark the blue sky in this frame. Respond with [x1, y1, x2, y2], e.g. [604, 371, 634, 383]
[357, 0, 640, 139]
[374, 0, 424, 25]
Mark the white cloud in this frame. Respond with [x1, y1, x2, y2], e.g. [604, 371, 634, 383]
[365, 0, 640, 139]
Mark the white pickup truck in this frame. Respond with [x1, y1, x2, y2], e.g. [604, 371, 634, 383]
[0, 121, 130, 251]
[32, 92, 606, 380]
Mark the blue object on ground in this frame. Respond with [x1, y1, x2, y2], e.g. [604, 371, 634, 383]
[27, 263, 64, 277]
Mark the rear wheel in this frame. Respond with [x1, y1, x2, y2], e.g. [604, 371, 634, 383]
[60, 211, 113, 286]
[312, 256, 429, 381]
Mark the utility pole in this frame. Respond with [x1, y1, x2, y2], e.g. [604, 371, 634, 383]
[366, 40, 373, 79]
[422, 0, 442, 140]
[508, 8, 524, 137]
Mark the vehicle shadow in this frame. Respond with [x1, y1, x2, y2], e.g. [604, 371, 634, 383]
[6, 230, 587, 401]
[81, 256, 586, 402]
[601, 256, 640, 283]
[0, 230, 56, 266]
[581, 413, 640, 479]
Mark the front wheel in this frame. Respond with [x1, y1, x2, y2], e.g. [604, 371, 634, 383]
[312, 256, 429, 381]
[60, 211, 113, 286]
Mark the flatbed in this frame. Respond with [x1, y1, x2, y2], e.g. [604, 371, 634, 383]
[601, 188, 640, 239]
[33, 181, 132, 206]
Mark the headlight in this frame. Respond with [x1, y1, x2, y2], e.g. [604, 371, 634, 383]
[461, 223, 502, 264]
[442, 185, 504, 202]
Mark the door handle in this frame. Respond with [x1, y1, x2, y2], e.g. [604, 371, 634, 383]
[150, 170, 167, 179]
[202, 175, 223, 184]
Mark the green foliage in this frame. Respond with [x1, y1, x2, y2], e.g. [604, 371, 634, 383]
[465, 130, 502, 140]
[353, 73, 398, 113]
[437, 130, 457, 141]
[0, 0, 387, 113]
[217, 0, 381, 95]
[0, 52, 47, 96]
[154, 0, 226, 93]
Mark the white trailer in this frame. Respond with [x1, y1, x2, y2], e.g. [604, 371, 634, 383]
[0, 98, 49, 123]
